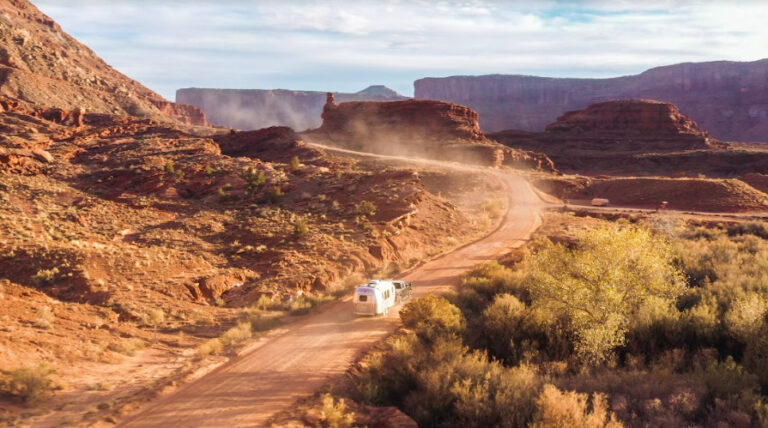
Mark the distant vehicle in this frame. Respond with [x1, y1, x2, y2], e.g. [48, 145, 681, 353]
[354, 279, 397, 316]
[591, 198, 610, 207]
[393, 280, 413, 303]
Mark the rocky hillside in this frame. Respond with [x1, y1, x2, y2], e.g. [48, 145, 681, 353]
[490, 99, 768, 177]
[176, 85, 407, 131]
[307, 94, 555, 171]
[415, 59, 768, 142]
[0, 0, 207, 125]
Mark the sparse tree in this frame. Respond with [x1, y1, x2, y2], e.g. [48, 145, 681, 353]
[526, 226, 685, 365]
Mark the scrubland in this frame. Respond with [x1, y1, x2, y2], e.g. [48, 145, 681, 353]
[309, 213, 768, 427]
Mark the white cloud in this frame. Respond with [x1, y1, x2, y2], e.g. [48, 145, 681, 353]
[31, 0, 768, 99]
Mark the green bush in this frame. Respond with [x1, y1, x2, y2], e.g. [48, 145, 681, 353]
[243, 167, 266, 192]
[400, 295, 465, 341]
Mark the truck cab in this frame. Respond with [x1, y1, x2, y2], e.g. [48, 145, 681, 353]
[393, 280, 412, 303]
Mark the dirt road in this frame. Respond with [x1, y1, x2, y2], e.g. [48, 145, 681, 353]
[119, 174, 543, 427]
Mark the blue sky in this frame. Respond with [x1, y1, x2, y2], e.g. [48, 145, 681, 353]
[34, 1, 768, 100]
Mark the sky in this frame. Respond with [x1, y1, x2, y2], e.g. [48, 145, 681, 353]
[34, 0, 768, 101]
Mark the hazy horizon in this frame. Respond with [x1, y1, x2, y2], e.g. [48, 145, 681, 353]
[35, 0, 768, 100]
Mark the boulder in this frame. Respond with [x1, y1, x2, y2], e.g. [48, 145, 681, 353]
[31, 149, 53, 163]
[198, 274, 245, 300]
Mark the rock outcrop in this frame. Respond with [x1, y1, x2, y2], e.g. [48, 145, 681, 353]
[0, 0, 207, 126]
[176, 85, 407, 131]
[309, 96, 556, 171]
[415, 59, 768, 142]
[489, 99, 768, 177]
[540, 99, 720, 151]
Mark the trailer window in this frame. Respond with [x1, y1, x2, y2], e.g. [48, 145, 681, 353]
[394, 282, 402, 289]
[358, 295, 368, 302]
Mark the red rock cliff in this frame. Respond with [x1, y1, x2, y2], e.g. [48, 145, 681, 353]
[414, 59, 768, 142]
[310, 98, 556, 172]
[546, 99, 708, 137]
[0, 0, 207, 126]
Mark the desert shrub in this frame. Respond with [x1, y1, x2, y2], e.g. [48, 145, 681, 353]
[526, 225, 686, 365]
[696, 357, 760, 413]
[475, 294, 526, 361]
[293, 217, 309, 238]
[146, 308, 166, 327]
[33, 306, 55, 329]
[472, 294, 570, 365]
[532, 384, 623, 428]
[742, 321, 768, 391]
[287, 297, 311, 315]
[2, 363, 56, 405]
[243, 167, 266, 192]
[253, 294, 275, 311]
[163, 161, 183, 182]
[723, 293, 767, 342]
[163, 161, 175, 174]
[268, 185, 284, 204]
[319, 393, 355, 428]
[450, 362, 542, 428]
[196, 338, 223, 359]
[457, 260, 529, 324]
[289, 156, 302, 173]
[196, 322, 253, 359]
[400, 295, 465, 341]
[107, 338, 145, 356]
[727, 221, 768, 239]
[220, 322, 252, 347]
[31, 267, 60, 286]
[353, 332, 543, 427]
[356, 200, 377, 218]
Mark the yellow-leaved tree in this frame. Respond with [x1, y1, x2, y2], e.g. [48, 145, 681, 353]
[527, 226, 685, 365]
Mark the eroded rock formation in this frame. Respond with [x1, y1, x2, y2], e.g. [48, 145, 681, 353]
[415, 59, 768, 142]
[176, 85, 407, 131]
[309, 97, 556, 171]
[490, 99, 768, 177]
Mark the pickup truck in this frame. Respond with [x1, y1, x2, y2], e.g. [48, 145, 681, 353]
[393, 280, 413, 303]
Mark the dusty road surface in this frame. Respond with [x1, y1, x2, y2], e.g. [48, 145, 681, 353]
[120, 174, 543, 428]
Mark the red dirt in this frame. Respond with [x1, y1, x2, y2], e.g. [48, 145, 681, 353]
[533, 175, 768, 212]
[118, 173, 543, 428]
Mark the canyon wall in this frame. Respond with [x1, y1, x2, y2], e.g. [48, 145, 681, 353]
[177, 85, 406, 131]
[415, 59, 768, 142]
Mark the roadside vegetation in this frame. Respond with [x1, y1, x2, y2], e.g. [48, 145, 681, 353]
[352, 219, 768, 427]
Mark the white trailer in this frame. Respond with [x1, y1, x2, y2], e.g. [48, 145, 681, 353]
[353, 280, 397, 316]
[591, 198, 610, 207]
